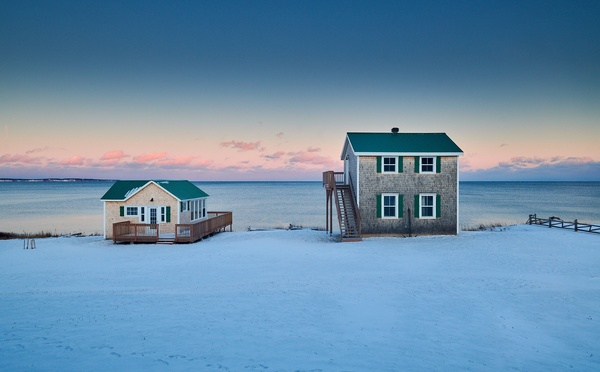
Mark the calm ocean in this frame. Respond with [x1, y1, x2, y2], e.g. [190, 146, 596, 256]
[0, 181, 599, 235]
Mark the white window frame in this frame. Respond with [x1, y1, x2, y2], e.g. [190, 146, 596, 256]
[191, 199, 198, 221]
[382, 156, 397, 173]
[382, 193, 398, 219]
[160, 207, 166, 223]
[420, 157, 435, 174]
[126, 206, 138, 216]
[420, 193, 436, 219]
[140, 207, 145, 222]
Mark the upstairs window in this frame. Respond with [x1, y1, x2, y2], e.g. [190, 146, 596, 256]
[421, 157, 434, 173]
[383, 157, 396, 173]
[415, 156, 441, 173]
[378, 156, 403, 173]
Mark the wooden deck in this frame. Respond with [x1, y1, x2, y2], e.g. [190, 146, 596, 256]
[112, 212, 233, 244]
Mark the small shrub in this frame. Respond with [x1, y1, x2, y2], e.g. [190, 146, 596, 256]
[0, 231, 59, 240]
[461, 223, 507, 231]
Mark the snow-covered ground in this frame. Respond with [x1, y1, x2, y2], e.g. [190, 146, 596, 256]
[1, 225, 598, 371]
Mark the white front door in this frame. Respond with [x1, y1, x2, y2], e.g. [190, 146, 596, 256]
[149, 207, 158, 224]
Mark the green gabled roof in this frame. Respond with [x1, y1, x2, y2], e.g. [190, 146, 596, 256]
[344, 132, 463, 158]
[101, 180, 208, 201]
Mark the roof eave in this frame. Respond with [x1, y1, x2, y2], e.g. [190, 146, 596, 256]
[340, 134, 355, 160]
[353, 151, 464, 157]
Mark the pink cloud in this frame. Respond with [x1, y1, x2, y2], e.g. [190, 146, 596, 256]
[287, 150, 335, 167]
[59, 156, 88, 166]
[306, 147, 321, 153]
[220, 140, 265, 152]
[263, 151, 286, 160]
[156, 156, 194, 166]
[25, 147, 50, 154]
[191, 159, 214, 167]
[0, 154, 45, 165]
[497, 156, 595, 170]
[133, 152, 169, 163]
[100, 150, 127, 161]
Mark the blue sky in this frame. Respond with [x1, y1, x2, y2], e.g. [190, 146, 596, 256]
[1, 0, 599, 180]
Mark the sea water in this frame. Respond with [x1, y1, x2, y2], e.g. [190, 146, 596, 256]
[0, 181, 599, 235]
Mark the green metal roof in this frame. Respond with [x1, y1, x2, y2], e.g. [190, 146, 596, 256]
[101, 180, 208, 201]
[345, 132, 463, 157]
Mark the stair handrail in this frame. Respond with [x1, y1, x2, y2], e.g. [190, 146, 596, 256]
[332, 176, 346, 237]
[347, 174, 361, 236]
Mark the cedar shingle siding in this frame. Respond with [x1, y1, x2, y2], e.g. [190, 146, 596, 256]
[358, 156, 458, 235]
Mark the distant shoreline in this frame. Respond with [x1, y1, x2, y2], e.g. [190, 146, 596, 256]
[2, 178, 599, 183]
[0, 178, 114, 183]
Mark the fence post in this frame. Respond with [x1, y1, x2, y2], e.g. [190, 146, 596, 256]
[549, 216, 552, 228]
[574, 219, 578, 232]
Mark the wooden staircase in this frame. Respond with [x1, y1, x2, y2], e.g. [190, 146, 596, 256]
[323, 171, 361, 242]
[335, 185, 361, 241]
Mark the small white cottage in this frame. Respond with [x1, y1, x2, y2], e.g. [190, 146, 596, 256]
[101, 180, 219, 242]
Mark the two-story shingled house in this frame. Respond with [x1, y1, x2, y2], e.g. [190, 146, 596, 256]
[323, 128, 463, 241]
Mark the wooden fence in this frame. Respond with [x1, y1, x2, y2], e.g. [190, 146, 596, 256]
[527, 214, 600, 235]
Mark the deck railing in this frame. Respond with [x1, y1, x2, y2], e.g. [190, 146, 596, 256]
[175, 211, 233, 243]
[112, 221, 159, 243]
[112, 211, 233, 244]
[528, 214, 600, 234]
[323, 171, 345, 189]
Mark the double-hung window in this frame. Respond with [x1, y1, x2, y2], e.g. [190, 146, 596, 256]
[383, 194, 397, 218]
[420, 193, 435, 218]
[377, 194, 404, 219]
